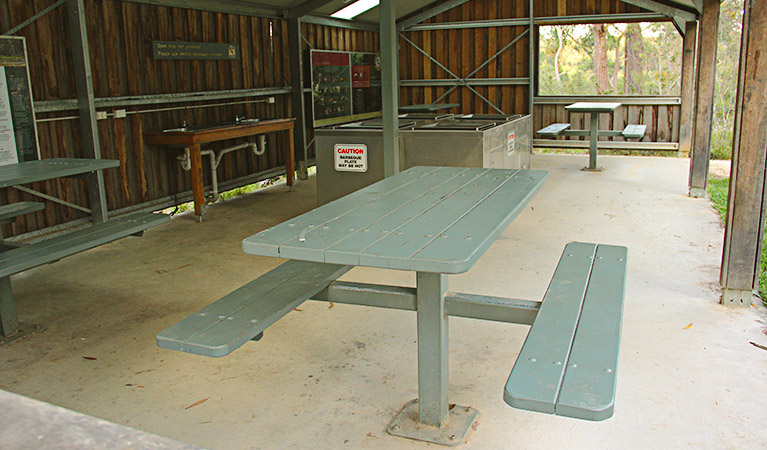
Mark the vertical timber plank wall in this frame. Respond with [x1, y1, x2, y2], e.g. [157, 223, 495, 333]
[0, 0, 376, 237]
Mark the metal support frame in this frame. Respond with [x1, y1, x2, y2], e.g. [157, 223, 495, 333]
[288, 18, 309, 180]
[620, 0, 698, 34]
[11, 186, 91, 214]
[416, 272, 449, 427]
[397, 0, 473, 31]
[309, 274, 548, 444]
[0, 276, 17, 337]
[2, 0, 65, 36]
[586, 112, 601, 170]
[35, 87, 290, 113]
[404, 13, 668, 31]
[380, 0, 400, 177]
[399, 27, 530, 114]
[529, 0, 534, 116]
[66, 0, 108, 224]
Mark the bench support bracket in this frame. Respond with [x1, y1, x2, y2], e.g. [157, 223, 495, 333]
[387, 399, 478, 447]
[0, 276, 39, 344]
[386, 272, 479, 445]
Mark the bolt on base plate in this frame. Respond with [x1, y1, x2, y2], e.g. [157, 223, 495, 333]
[387, 399, 479, 447]
[0, 323, 40, 346]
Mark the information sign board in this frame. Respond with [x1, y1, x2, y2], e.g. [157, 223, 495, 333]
[0, 36, 39, 166]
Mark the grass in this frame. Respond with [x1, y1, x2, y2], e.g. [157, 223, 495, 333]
[707, 175, 767, 305]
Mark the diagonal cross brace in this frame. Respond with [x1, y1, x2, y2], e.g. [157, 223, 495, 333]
[400, 27, 530, 113]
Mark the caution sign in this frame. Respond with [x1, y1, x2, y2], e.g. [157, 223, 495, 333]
[334, 144, 367, 172]
[507, 132, 516, 156]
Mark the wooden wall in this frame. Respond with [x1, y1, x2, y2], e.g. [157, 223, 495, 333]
[0, 0, 376, 237]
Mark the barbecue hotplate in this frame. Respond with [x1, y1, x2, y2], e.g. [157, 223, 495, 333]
[458, 114, 522, 121]
[337, 118, 417, 129]
[416, 120, 497, 131]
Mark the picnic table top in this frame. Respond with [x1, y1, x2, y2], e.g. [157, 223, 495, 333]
[565, 102, 622, 113]
[0, 158, 120, 188]
[242, 166, 548, 274]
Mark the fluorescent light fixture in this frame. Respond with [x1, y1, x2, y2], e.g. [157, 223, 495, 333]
[330, 0, 379, 20]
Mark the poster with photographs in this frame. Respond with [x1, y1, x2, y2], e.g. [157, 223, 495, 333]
[310, 50, 381, 127]
[0, 36, 39, 166]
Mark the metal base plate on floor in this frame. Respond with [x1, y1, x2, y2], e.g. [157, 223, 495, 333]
[387, 399, 479, 447]
[582, 166, 604, 172]
[0, 323, 40, 345]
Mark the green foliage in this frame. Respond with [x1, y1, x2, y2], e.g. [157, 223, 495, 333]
[711, 0, 744, 161]
[707, 176, 767, 305]
[538, 22, 682, 96]
[707, 177, 730, 221]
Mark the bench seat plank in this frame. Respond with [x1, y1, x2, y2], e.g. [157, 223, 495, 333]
[556, 244, 627, 420]
[0, 158, 120, 188]
[504, 242, 597, 414]
[0, 212, 168, 279]
[622, 124, 646, 139]
[537, 123, 571, 136]
[504, 242, 627, 421]
[157, 261, 351, 357]
[0, 202, 45, 223]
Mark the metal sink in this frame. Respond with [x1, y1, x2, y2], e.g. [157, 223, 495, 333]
[163, 119, 260, 133]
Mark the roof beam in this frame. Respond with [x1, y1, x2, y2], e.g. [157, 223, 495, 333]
[120, 0, 285, 19]
[398, 0, 472, 31]
[620, 0, 698, 22]
[301, 14, 379, 31]
[288, 0, 337, 19]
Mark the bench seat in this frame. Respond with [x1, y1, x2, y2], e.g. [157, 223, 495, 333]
[0, 202, 45, 224]
[0, 212, 169, 279]
[1, 211, 169, 338]
[622, 124, 647, 139]
[157, 261, 351, 357]
[537, 123, 571, 136]
[504, 242, 627, 421]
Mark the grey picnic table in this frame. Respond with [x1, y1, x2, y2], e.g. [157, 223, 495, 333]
[564, 102, 621, 171]
[242, 166, 548, 444]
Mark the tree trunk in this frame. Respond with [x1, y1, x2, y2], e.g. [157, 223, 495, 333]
[624, 23, 643, 94]
[554, 26, 564, 93]
[593, 24, 610, 94]
[612, 33, 622, 93]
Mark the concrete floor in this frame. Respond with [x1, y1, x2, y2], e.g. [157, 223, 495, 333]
[2, 154, 766, 450]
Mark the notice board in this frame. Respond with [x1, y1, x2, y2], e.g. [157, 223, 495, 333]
[310, 50, 381, 127]
[0, 36, 39, 166]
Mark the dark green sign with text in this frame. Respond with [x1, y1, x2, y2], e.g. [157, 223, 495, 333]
[152, 41, 239, 60]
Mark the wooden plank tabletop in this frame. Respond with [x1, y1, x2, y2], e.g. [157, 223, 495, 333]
[565, 102, 621, 113]
[0, 158, 120, 188]
[243, 166, 548, 274]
